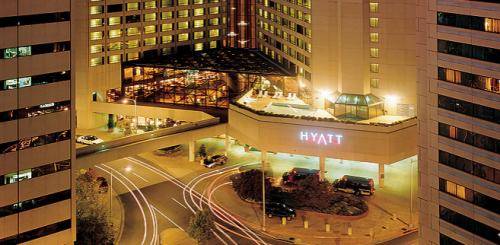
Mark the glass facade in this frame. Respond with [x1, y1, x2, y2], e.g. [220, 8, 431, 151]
[329, 94, 384, 121]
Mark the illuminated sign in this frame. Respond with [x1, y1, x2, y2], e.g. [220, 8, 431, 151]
[299, 131, 343, 145]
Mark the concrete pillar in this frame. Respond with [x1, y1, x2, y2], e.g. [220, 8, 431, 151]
[188, 141, 195, 162]
[319, 156, 326, 181]
[378, 163, 385, 188]
[261, 150, 268, 231]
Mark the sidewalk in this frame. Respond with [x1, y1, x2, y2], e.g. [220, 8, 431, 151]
[100, 184, 125, 243]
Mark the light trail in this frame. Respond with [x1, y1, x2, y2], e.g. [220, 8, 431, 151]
[95, 166, 149, 245]
[151, 205, 185, 232]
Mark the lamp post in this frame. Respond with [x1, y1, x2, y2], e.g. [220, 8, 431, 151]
[122, 98, 138, 133]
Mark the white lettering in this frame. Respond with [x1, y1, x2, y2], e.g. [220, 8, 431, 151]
[335, 135, 343, 144]
[310, 132, 318, 142]
[327, 134, 334, 144]
[317, 134, 328, 145]
[300, 131, 308, 141]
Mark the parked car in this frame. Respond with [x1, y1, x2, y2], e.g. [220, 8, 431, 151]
[77, 135, 104, 145]
[157, 145, 182, 155]
[333, 175, 375, 196]
[282, 168, 320, 185]
[203, 154, 228, 168]
[265, 202, 296, 220]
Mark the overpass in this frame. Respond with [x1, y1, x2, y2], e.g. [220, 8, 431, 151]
[76, 118, 227, 169]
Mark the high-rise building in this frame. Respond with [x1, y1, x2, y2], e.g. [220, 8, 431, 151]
[74, 0, 228, 128]
[417, 0, 499, 244]
[255, 0, 417, 114]
[0, 0, 75, 244]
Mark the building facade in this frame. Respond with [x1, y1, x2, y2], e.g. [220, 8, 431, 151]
[255, 0, 417, 115]
[74, 0, 228, 128]
[0, 0, 75, 244]
[417, 0, 499, 244]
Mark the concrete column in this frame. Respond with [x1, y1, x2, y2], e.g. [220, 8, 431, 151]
[319, 156, 326, 181]
[261, 150, 268, 231]
[378, 163, 385, 188]
[188, 141, 195, 162]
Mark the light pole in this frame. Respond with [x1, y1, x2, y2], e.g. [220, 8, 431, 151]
[122, 98, 138, 133]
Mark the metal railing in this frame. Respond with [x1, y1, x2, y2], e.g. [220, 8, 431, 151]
[76, 117, 220, 158]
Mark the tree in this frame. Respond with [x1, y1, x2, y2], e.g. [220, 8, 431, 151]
[231, 169, 271, 201]
[107, 114, 115, 132]
[76, 172, 115, 245]
[187, 210, 215, 244]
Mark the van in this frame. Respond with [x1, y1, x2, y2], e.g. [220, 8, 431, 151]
[333, 175, 375, 196]
[282, 168, 320, 185]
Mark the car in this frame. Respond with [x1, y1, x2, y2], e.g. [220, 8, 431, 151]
[203, 154, 228, 168]
[77, 135, 104, 145]
[282, 168, 320, 185]
[333, 175, 375, 196]
[265, 202, 296, 220]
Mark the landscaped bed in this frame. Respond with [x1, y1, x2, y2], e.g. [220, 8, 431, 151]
[231, 169, 368, 216]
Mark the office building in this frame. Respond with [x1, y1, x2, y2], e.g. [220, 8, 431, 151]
[417, 0, 499, 244]
[0, 0, 75, 244]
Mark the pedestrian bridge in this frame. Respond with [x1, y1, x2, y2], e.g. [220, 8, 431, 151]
[75, 118, 226, 169]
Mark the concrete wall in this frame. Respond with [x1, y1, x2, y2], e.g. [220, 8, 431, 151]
[228, 105, 417, 164]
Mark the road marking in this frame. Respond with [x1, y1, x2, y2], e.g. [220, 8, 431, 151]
[132, 172, 150, 183]
[171, 198, 187, 209]
[151, 205, 185, 232]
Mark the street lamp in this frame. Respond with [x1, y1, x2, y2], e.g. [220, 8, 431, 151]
[122, 98, 138, 133]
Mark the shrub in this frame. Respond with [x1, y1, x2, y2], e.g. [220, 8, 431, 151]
[231, 169, 272, 202]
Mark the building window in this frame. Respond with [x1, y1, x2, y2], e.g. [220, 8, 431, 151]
[108, 42, 122, 51]
[370, 33, 379, 43]
[440, 234, 463, 245]
[144, 0, 156, 9]
[144, 25, 156, 34]
[194, 31, 204, 40]
[370, 64, 379, 73]
[369, 18, 379, 28]
[178, 21, 189, 30]
[0, 219, 71, 244]
[90, 6, 103, 15]
[437, 67, 499, 93]
[90, 31, 103, 40]
[127, 40, 140, 49]
[194, 8, 204, 17]
[439, 150, 500, 184]
[127, 2, 139, 11]
[144, 37, 156, 46]
[144, 13, 156, 22]
[0, 159, 70, 186]
[439, 206, 499, 243]
[178, 33, 189, 42]
[0, 70, 70, 91]
[438, 39, 500, 64]
[178, 10, 189, 18]
[438, 123, 499, 153]
[209, 7, 219, 14]
[194, 43, 204, 51]
[0, 130, 71, 154]
[194, 20, 204, 28]
[370, 78, 380, 88]
[107, 4, 123, 13]
[161, 35, 173, 44]
[108, 55, 121, 64]
[127, 27, 140, 36]
[90, 44, 103, 54]
[369, 3, 379, 13]
[162, 11, 173, 20]
[108, 29, 122, 38]
[370, 48, 379, 58]
[209, 29, 219, 37]
[90, 57, 104, 66]
[126, 52, 139, 61]
[438, 95, 499, 123]
[90, 18, 103, 27]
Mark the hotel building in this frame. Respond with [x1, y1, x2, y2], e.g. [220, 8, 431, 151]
[0, 0, 75, 244]
[74, 0, 228, 128]
[417, 0, 499, 244]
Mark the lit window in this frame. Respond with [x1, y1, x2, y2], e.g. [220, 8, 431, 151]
[210, 41, 217, 49]
[369, 3, 379, 13]
[144, 25, 156, 34]
[178, 0, 188, 5]
[194, 20, 204, 28]
[144, 1, 156, 9]
[144, 13, 156, 22]
[90, 18, 103, 27]
[108, 55, 121, 64]
[370, 48, 379, 58]
[108, 29, 122, 38]
[370, 64, 379, 73]
[162, 12, 173, 20]
[484, 18, 500, 33]
[194, 31, 204, 39]
[178, 33, 189, 42]
[161, 23, 173, 32]
[90, 44, 103, 53]
[370, 33, 379, 43]
[108, 17, 121, 26]
[90, 6, 103, 15]
[209, 29, 219, 37]
[178, 10, 189, 18]
[193, 0, 204, 4]
[108, 42, 122, 51]
[90, 57, 104, 66]
[178, 21, 189, 30]
[127, 40, 140, 49]
[127, 3, 139, 11]
[127, 27, 140, 36]
[209, 18, 219, 26]
[90, 31, 103, 40]
[209, 7, 219, 14]
[370, 18, 379, 28]
[194, 43, 204, 51]
[194, 8, 204, 16]
[370, 78, 380, 88]
[161, 35, 173, 44]
[144, 37, 157, 46]
[126, 52, 139, 61]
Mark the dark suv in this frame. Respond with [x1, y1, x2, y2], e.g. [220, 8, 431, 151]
[265, 202, 296, 220]
[282, 168, 320, 185]
[333, 175, 375, 196]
